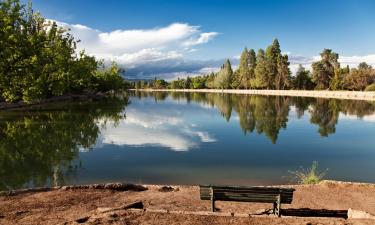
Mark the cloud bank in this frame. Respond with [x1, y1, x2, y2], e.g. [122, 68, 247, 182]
[54, 20, 375, 79]
[54, 20, 221, 79]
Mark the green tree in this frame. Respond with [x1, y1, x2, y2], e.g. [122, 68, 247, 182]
[214, 59, 233, 89]
[237, 48, 251, 89]
[0, 0, 126, 103]
[248, 49, 257, 88]
[253, 49, 268, 89]
[275, 54, 291, 90]
[312, 49, 340, 90]
[265, 39, 282, 89]
[343, 62, 375, 90]
[293, 65, 314, 90]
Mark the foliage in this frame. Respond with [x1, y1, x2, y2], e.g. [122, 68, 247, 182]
[365, 83, 375, 91]
[289, 161, 327, 184]
[214, 59, 233, 89]
[311, 49, 339, 90]
[343, 63, 375, 91]
[293, 65, 314, 90]
[0, 0, 126, 103]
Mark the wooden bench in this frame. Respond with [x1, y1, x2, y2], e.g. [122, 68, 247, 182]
[200, 185, 295, 216]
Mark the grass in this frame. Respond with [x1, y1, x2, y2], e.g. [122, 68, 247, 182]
[289, 161, 328, 184]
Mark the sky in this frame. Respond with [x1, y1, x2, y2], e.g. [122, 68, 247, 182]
[29, 0, 375, 80]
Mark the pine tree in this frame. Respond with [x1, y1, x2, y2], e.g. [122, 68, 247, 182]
[275, 54, 291, 90]
[237, 48, 250, 89]
[265, 39, 282, 89]
[254, 49, 268, 89]
[248, 49, 257, 88]
[215, 59, 233, 89]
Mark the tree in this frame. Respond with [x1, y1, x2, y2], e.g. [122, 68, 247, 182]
[265, 39, 282, 89]
[0, 0, 126, 103]
[312, 49, 340, 90]
[214, 59, 233, 89]
[293, 65, 314, 90]
[275, 54, 291, 90]
[343, 62, 375, 90]
[237, 48, 251, 89]
[253, 49, 268, 89]
[248, 49, 257, 88]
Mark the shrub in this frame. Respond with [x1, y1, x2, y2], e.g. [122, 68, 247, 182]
[365, 83, 375, 92]
[289, 161, 327, 184]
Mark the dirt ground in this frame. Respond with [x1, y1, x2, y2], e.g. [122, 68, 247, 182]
[1, 181, 375, 225]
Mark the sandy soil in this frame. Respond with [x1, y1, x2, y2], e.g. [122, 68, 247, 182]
[1, 181, 375, 225]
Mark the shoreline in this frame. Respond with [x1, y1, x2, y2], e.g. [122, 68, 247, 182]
[0, 91, 125, 111]
[1, 180, 375, 224]
[132, 89, 375, 101]
[1, 180, 375, 196]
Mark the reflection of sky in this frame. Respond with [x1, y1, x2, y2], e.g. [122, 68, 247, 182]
[98, 97, 216, 151]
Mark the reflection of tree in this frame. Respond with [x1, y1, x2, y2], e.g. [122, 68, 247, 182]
[0, 97, 128, 190]
[340, 100, 375, 118]
[130, 91, 375, 141]
[292, 97, 315, 119]
[309, 99, 340, 137]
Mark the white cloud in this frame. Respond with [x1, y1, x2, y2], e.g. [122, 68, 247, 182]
[288, 54, 375, 75]
[183, 32, 219, 46]
[340, 114, 375, 122]
[53, 20, 218, 75]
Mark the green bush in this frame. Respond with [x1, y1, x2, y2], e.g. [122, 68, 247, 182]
[365, 83, 375, 91]
[289, 161, 328, 184]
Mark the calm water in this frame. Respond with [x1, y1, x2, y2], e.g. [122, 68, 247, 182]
[1, 91, 375, 190]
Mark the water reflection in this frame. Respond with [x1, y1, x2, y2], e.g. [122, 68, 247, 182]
[132, 91, 375, 143]
[0, 97, 128, 190]
[99, 106, 216, 151]
[1, 91, 375, 190]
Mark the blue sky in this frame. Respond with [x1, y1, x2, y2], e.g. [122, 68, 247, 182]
[30, 0, 375, 79]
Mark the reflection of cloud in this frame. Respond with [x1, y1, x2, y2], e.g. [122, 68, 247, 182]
[99, 107, 216, 151]
[340, 113, 375, 122]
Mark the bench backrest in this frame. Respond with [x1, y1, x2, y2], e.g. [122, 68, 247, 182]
[200, 185, 295, 204]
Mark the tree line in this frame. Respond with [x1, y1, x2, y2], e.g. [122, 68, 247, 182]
[133, 39, 375, 91]
[0, 0, 129, 103]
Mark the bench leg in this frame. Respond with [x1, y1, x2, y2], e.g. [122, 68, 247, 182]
[210, 187, 215, 212]
[274, 195, 281, 217]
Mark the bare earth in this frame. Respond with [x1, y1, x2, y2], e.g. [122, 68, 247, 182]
[1, 181, 375, 225]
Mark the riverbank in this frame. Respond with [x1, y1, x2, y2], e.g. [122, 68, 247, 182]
[0, 91, 126, 111]
[1, 181, 375, 224]
[133, 89, 375, 101]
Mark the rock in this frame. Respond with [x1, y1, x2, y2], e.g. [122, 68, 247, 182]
[75, 216, 90, 223]
[158, 186, 175, 192]
[348, 208, 375, 219]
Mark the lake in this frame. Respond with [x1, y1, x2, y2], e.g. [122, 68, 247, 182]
[1, 91, 375, 191]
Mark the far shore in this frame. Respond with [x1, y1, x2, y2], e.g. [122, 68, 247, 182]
[132, 89, 375, 101]
[1, 181, 375, 224]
